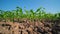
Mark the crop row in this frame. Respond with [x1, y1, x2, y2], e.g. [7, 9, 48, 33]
[0, 7, 60, 21]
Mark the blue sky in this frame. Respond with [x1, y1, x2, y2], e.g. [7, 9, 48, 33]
[0, 0, 60, 13]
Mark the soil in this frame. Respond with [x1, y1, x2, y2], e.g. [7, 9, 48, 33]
[0, 19, 60, 34]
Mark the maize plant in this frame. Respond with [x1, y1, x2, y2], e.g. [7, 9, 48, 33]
[25, 10, 30, 19]
[0, 10, 3, 21]
[29, 9, 35, 19]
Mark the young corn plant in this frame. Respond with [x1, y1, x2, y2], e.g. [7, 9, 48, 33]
[8, 11, 14, 22]
[35, 7, 45, 19]
[29, 9, 35, 20]
[0, 10, 4, 21]
[2, 11, 7, 22]
[25, 10, 30, 19]
[15, 6, 24, 22]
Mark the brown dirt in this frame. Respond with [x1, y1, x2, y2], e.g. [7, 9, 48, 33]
[0, 19, 60, 34]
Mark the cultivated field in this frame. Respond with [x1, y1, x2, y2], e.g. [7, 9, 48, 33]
[0, 7, 60, 34]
